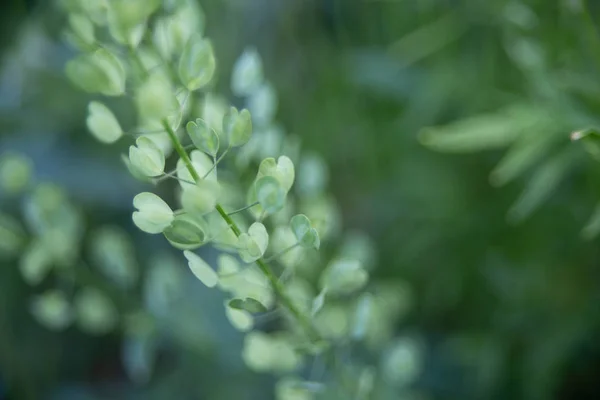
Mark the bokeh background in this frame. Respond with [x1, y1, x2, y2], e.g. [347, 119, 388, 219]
[2, 0, 600, 399]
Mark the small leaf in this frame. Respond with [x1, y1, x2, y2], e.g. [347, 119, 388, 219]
[351, 293, 373, 340]
[231, 48, 263, 96]
[238, 222, 269, 263]
[290, 214, 320, 250]
[178, 34, 216, 91]
[186, 119, 219, 156]
[129, 136, 165, 177]
[107, 0, 159, 47]
[183, 250, 218, 287]
[90, 226, 138, 288]
[181, 180, 220, 216]
[20, 240, 52, 285]
[136, 73, 178, 123]
[30, 290, 72, 331]
[297, 153, 328, 197]
[67, 14, 95, 48]
[0, 152, 32, 194]
[223, 107, 252, 147]
[228, 297, 268, 313]
[256, 176, 286, 214]
[319, 259, 368, 295]
[74, 288, 118, 334]
[132, 192, 174, 234]
[242, 332, 302, 373]
[225, 301, 253, 332]
[163, 213, 208, 250]
[257, 156, 295, 192]
[86, 101, 123, 144]
[65, 48, 125, 96]
[247, 82, 277, 127]
[381, 338, 422, 386]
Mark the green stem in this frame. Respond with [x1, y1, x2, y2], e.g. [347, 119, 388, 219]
[227, 201, 259, 216]
[264, 242, 300, 263]
[162, 118, 320, 341]
[203, 148, 230, 179]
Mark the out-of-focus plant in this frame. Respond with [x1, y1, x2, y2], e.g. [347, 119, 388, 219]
[0, 150, 199, 384]
[419, 1, 600, 235]
[48, 0, 420, 398]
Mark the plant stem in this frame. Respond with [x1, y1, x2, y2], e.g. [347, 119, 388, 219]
[203, 148, 229, 179]
[227, 201, 259, 216]
[264, 242, 300, 263]
[162, 119, 321, 341]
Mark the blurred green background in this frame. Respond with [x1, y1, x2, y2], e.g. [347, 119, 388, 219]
[2, 0, 600, 399]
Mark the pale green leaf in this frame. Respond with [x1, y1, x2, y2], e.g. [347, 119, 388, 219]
[186, 119, 219, 156]
[136, 73, 178, 123]
[256, 176, 286, 214]
[129, 136, 165, 177]
[183, 250, 218, 287]
[20, 240, 52, 285]
[238, 222, 269, 263]
[163, 213, 208, 250]
[132, 192, 173, 234]
[223, 107, 252, 147]
[74, 288, 118, 334]
[290, 214, 320, 250]
[30, 290, 72, 331]
[90, 226, 138, 288]
[351, 293, 374, 340]
[381, 338, 422, 386]
[65, 48, 125, 96]
[257, 156, 295, 192]
[181, 180, 220, 216]
[86, 101, 123, 144]
[178, 33, 216, 91]
[231, 48, 263, 96]
[319, 259, 368, 295]
[0, 152, 32, 194]
[247, 82, 277, 127]
[224, 301, 253, 332]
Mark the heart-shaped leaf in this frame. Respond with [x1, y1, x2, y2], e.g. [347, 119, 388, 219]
[186, 118, 219, 156]
[129, 137, 165, 177]
[132, 192, 173, 234]
[178, 33, 215, 91]
[237, 222, 269, 263]
[223, 107, 252, 147]
[290, 214, 320, 250]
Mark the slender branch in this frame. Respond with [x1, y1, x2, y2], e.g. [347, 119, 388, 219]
[227, 201, 259, 216]
[264, 242, 300, 263]
[162, 118, 321, 342]
[203, 148, 230, 179]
